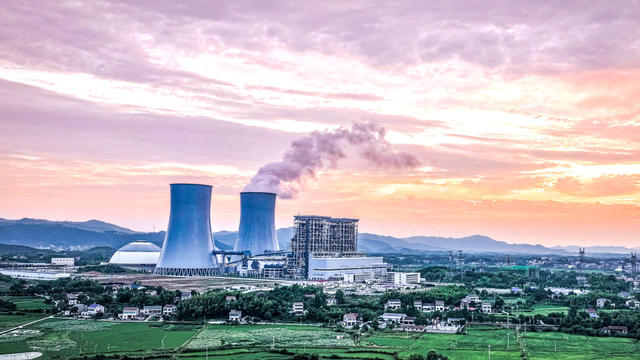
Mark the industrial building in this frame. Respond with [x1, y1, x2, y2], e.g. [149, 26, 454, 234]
[0, 269, 71, 281]
[289, 215, 359, 278]
[51, 257, 74, 267]
[287, 215, 387, 280]
[154, 184, 219, 276]
[307, 253, 387, 281]
[109, 241, 161, 272]
[386, 272, 421, 285]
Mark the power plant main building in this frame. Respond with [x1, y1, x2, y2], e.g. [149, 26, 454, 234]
[289, 215, 387, 280]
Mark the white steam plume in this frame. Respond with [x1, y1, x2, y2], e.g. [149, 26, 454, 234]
[244, 121, 420, 198]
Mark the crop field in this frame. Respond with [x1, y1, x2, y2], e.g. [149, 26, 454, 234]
[0, 320, 638, 359]
[522, 331, 638, 360]
[517, 305, 569, 316]
[4, 296, 52, 311]
[0, 319, 199, 359]
[0, 314, 48, 331]
[186, 324, 354, 349]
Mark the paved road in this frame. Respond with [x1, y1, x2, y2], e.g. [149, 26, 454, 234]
[0, 315, 53, 336]
[0, 352, 42, 360]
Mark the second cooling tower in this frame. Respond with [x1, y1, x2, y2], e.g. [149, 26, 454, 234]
[154, 183, 219, 276]
[233, 192, 279, 256]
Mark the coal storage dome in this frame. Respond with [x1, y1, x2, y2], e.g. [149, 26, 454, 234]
[233, 192, 279, 256]
[154, 183, 219, 276]
[109, 241, 161, 272]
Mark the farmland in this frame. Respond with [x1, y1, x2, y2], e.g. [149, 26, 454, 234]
[0, 320, 638, 359]
[0, 314, 49, 332]
[0, 319, 198, 359]
[4, 296, 52, 311]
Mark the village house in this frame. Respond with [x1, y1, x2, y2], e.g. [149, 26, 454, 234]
[422, 303, 435, 312]
[402, 316, 416, 325]
[596, 298, 609, 308]
[585, 308, 598, 318]
[601, 325, 628, 335]
[292, 302, 305, 315]
[435, 300, 446, 311]
[229, 310, 242, 322]
[385, 299, 401, 310]
[413, 299, 422, 308]
[380, 312, 407, 323]
[121, 307, 139, 320]
[142, 305, 162, 316]
[86, 303, 104, 316]
[481, 302, 492, 313]
[625, 299, 640, 309]
[463, 294, 480, 304]
[400, 324, 426, 332]
[342, 313, 359, 328]
[326, 297, 338, 306]
[66, 293, 79, 305]
[163, 304, 177, 316]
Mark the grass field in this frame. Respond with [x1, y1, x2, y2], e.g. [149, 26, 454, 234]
[0, 319, 638, 359]
[517, 305, 569, 316]
[0, 314, 48, 331]
[0, 319, 199, 358]
[3, 296, 52, 311]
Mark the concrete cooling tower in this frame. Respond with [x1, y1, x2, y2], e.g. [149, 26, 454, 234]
[233, 192, 279, 256]
[154, 183, 219, 276]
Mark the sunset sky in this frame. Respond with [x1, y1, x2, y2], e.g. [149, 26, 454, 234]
[1, 1, 639, 247]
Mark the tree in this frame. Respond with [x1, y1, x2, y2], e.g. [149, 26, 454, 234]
[426, 350, 448, 360]
[408, 354, 425, 360]
[335, 289, 345, 304]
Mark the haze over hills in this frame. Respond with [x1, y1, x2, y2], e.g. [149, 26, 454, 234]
[0, 217, 636, 255]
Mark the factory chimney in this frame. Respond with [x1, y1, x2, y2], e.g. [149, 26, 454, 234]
[154, 183, 219, 276]
[233, 192, 279, 256]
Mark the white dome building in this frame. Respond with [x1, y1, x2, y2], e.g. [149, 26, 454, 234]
[109, 241, 161, 272]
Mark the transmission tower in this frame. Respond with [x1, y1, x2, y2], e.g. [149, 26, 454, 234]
[578, 248, 585, 269]
[447, 250, 454, 281]
[457, 250, 464, 276]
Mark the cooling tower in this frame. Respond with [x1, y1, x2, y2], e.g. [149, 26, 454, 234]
[233, 192, 279, 256]
[154, 183, 219, 276]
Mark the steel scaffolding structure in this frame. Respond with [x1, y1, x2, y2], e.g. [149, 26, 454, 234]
[289, 215, 359, 278]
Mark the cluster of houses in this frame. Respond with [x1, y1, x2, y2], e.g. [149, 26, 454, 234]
[63, 294, 105, 318]
[584, 296, 640, 319]
[382, 293, 492, 314]
[118, 305, 177, 320]
[593, 297, 640, 309]
[377, 312, 464, 333]
[62, 283, 189, 320]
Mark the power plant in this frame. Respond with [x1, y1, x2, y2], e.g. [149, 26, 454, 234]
[233, 192, 279, 256]
[154, 183, 219, 276]
[151, 183, 387, 280]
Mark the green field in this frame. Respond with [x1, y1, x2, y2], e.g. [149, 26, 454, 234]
[0, 319, 199, 359]
[517, 305, 569, 316]
[0, 320, 638, 359]
[3, 296, 52, 311]
[0, 314, 48, 331]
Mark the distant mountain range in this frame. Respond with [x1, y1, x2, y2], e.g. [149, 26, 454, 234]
[0, 217, 636, 255]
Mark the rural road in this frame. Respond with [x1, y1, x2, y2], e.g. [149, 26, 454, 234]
[0, 315, 53, 336]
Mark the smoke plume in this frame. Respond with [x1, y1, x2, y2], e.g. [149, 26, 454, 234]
[244, 121, 420, 198]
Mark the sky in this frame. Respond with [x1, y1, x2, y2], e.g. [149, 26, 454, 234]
[1, 1, 639, 247]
